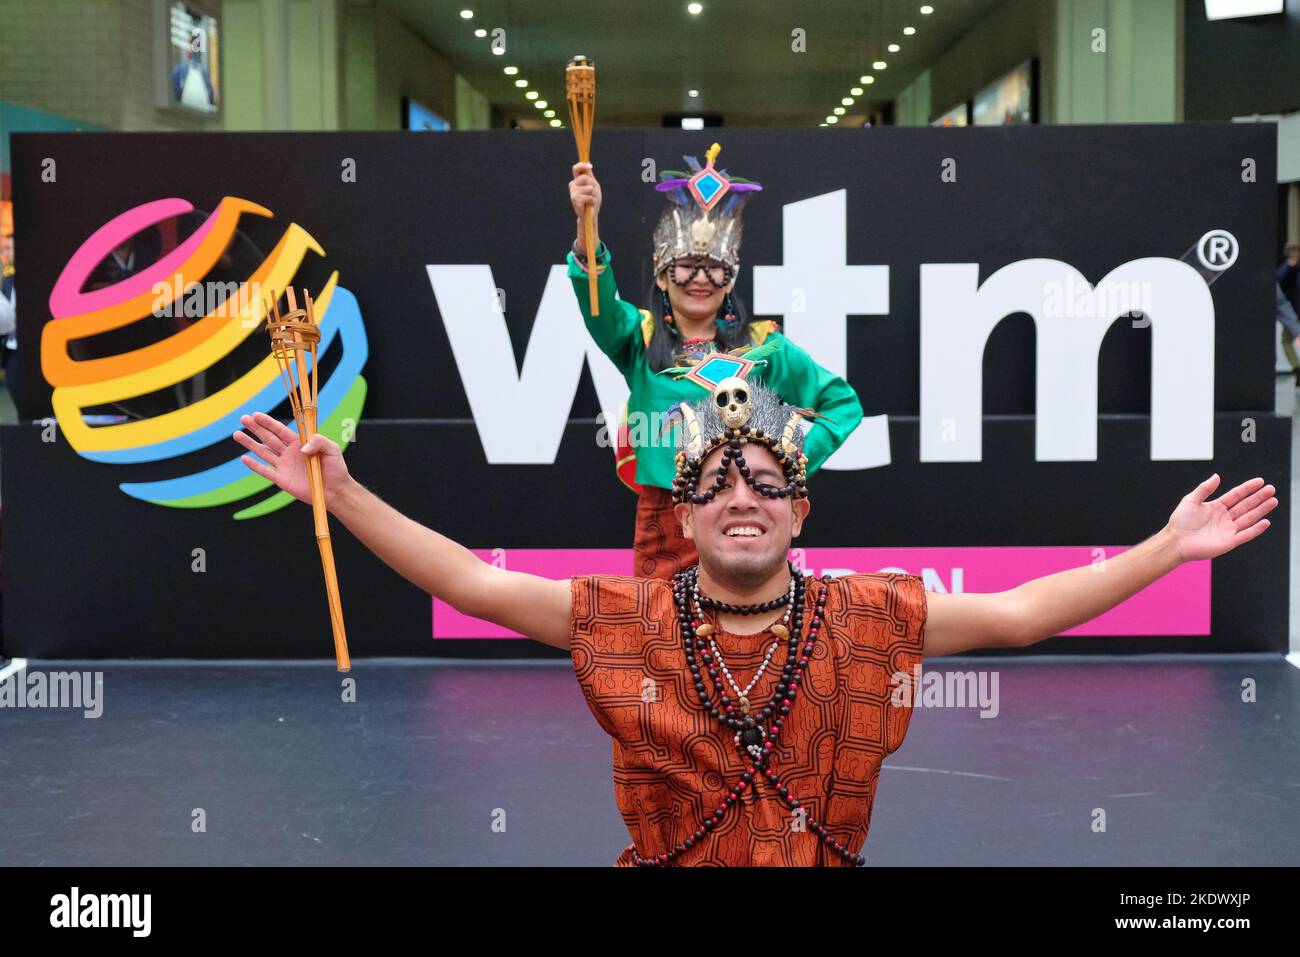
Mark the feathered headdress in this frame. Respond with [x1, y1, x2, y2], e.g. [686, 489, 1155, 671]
[652, 142, 762, 276]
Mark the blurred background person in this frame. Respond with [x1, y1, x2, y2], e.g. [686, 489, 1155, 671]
[0, 233, 14, 408]
[1279, 282, 1300, 387]
[1280, 244, 1300, 386]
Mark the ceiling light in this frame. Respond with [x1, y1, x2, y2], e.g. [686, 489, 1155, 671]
[842, 97, 853, 105]
[459, 9, 473, 18]
[833, 107, 845, 115]
[826, 115, 838, 124]
[903, 26, 916, 35]
[504, 66, 518, 75]
[688, 89, 699, 98]
[920, 5, 934, 13]
[544, 109, 555, 117]
[688, 2, 703, 13]
[862, 76, 875, 84]
[851, 86, 863, 95]
[474, 28, 486, 37]
[515, 79, 528, 87]
[491, 46, 504, 56]
[525, 90, 538, 99]
[550, 119, 562, 127]
[873, 60, 887, 70]
[888, 43, 900, 52]
[535, 100, 548, 109]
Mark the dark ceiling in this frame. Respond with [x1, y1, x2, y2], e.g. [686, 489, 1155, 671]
[379, 0, 1004, 127]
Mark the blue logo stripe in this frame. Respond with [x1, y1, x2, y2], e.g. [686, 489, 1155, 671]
[83, 288, 353, 464]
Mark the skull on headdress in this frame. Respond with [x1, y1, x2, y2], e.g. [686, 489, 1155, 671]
[714, 377, 750, 430]
[667, 377, 810, 505]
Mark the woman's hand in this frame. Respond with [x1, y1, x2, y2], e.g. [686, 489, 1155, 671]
[233, 411, 354, 508]
[570, 161, 601, 217]
[570, 162, 602, 256]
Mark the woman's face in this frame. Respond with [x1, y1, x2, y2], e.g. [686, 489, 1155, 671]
[656, 256, 734, 326]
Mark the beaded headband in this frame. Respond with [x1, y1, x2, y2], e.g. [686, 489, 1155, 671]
[651, 142, 762, 278]
[669, 377, 810, 505]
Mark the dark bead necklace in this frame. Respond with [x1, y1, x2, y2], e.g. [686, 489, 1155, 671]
[692, 575, 792, 615]
[630, 564, 864, 867]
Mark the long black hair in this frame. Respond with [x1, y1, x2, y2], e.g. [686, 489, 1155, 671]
[643, 278, 756, 373]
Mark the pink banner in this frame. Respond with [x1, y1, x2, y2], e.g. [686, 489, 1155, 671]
[431, 546, 1211, 640]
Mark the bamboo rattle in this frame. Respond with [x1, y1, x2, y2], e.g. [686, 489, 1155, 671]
[566, 54, 599, 315]
[267, 288, 351, 672]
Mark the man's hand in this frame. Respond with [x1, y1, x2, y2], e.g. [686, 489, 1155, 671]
[924, 474, 1278, 657]
[1164, 473, 1275, 562]
[232, 410, 573, 649]
[234, 411, 353, 509]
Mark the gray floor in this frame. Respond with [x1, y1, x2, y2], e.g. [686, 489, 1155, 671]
[0, 655, 1295, 866]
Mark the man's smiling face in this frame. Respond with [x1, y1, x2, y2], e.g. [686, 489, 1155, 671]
[674, 442, 810, 592]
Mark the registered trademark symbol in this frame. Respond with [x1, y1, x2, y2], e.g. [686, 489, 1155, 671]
[1195, 229, 1238, 271]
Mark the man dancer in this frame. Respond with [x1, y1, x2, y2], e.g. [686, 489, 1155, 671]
[233, 380, 1276, 866]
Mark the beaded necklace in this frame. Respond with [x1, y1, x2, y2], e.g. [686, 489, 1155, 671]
[629, 564, 864, 867]
[702, 573, 795, 729]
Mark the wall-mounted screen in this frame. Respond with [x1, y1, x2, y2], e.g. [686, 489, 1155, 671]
[972, 60, 1035, 126]
[155, 1, 221, 114]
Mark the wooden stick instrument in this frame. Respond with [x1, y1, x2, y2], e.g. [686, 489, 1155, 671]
[267, 288, 351, 673]
[566, 54, 599, 315]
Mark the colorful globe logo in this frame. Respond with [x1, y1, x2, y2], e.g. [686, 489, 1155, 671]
[42, 196, 368, 519]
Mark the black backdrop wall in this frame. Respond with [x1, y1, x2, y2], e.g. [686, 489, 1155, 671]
[1184, 0, 1300, 121]
[2, 124, 1286, 659]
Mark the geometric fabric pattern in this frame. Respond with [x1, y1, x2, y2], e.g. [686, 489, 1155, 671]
[569, 573, 927, 865]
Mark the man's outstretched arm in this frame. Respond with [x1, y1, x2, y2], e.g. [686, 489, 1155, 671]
[234, 412, 573, 650]
[922, 474, 1277, 657]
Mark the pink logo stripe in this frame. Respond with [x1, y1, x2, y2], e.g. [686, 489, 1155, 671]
[431, 546, 1210, 639]
[49, 198, 215, 317]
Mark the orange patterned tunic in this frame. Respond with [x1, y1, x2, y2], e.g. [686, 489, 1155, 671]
[569, 572, 927, 866]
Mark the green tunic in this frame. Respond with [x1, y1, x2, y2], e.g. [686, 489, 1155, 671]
[568, 246, 864, 492]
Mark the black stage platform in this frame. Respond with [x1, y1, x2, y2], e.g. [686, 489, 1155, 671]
[1, 655, 1296, 866]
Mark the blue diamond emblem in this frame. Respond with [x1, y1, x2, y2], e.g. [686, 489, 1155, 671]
[695, 172, 724, 204]
[694, 356, 743, 384]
